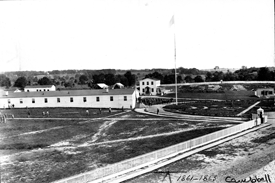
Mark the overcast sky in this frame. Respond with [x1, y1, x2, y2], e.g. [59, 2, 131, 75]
[0, 0, 273, 72]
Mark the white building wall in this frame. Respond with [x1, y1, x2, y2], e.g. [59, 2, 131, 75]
[0, 94, 135, 109]
[24, 85, 56, 92]
[255, 88, 274, 97]
[139, 78, 160, 95]
[131, 91, 138, 109]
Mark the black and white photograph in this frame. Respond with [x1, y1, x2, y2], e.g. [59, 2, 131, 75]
[0, 0, 274, 182]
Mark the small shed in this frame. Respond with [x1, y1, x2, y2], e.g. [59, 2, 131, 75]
[112, 83, 124, 89]
[257, 107, 264, 116]
[97, 83, 109, 89]
[255, 88, 274, 97]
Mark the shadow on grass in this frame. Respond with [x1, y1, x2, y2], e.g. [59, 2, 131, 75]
[99, 120, 191, 141]
[251, 132, 275, 143]
[96, 127, 225, 164]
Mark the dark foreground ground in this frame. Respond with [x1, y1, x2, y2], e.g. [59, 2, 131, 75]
[0, 110, 236, 183]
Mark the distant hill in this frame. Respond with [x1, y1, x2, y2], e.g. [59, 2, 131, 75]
[202, 68, 239, 73]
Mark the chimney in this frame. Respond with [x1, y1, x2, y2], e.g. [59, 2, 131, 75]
[5, 91, 8, 96]
[105, 88, 109, 93]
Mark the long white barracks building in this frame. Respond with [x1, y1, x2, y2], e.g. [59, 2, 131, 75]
[0, 88, 139, 109]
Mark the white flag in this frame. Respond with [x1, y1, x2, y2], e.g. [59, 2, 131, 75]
[169, 15, 174, 27]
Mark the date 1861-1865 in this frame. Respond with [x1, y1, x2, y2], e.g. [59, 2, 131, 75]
[177, 175, 217, 182]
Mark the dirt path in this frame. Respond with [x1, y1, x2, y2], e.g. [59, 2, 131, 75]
[136, 105, 245, 122]
[0, 126, 65, 140]
[89, 120, 118, 142]
[78, 127, 202, 147]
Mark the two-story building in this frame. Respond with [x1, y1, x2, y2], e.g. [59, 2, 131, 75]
[139, 78, 161, 95]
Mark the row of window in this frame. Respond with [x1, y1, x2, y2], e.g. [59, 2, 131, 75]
[8, 96, 128, 104]
[36, 89, 50, 92]
[260, 91, 273, 95]
[142, 81, 154, 85]
[25, 89, 51, 92]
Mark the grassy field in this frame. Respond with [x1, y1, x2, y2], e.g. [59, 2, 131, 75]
[163, 83, 275, 100]
[97, 119, 237, 142]
[162, 98, 274, 118]
[0, 119, 103, 156]
[0, 119, 80, 138]
[164, 90, 256, 100]
[0, 110, 235, 183]
[163, 99, 259, 117]
[1, 127, 225, 183]
[0, 107, 123, 118]
[96, 127, 226, 164]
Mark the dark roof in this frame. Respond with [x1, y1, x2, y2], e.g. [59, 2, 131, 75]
[25, 85, 55, 89]
[256, 88, 274, 90]
[0, 87, 21, 91]
[1, 89, 135, 98]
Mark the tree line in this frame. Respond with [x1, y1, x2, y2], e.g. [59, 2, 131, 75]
[0, 71, 137, 90]
[0, 67, 274, 89]
[144, 67, 275, 84]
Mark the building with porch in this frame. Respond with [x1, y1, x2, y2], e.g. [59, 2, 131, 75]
[139, 78, 161, 95]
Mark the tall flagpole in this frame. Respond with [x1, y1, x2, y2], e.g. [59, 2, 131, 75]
[170, 15, 177, 105]
[171, 15, 178, 105]
[174, 24, 177, 105]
